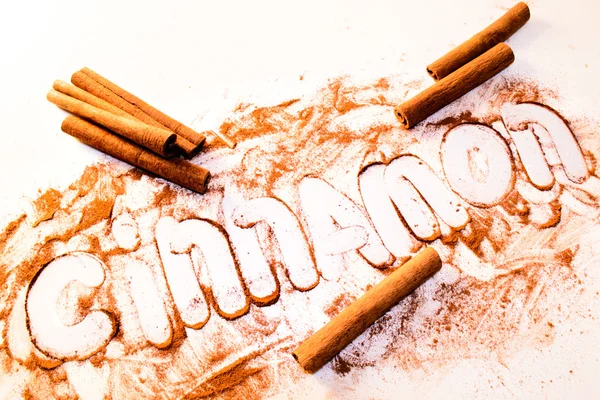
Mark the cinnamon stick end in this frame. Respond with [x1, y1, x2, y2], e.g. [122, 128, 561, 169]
[426, 67, 439, 81]
[46, 89, 61, 105]
[497, 42, 516, 64]
[197, 169, 211, 194]
[291, 345, 317, 373]
[70, 70, 83, 85]
[194, 136, 206, 155]
[162, 134, 179, 158]
[60, 115, 75, 133]
[517, 2, 531, 20]
[52, 80, 66, 91]
[171, 136, 204, 159]
[508, 3, 531, 34]
[394, 106, 410, 129]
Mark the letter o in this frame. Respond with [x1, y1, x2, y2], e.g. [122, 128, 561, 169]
[441, 123, 514, 207]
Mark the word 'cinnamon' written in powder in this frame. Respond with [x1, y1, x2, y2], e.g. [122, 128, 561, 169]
[0, 75, 599, 399]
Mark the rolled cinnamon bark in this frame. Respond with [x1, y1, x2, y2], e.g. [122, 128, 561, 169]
[55, 80, 201, 158]
[427, 2, 529, 81]
[48, 90, 177, 157]
[395, 43, 514, 129]
[53, 80, 132, 119]
[62, 116, 210, 194]
[71, 68, 231, 149]
[71, 70, 168, 129]
[80, 68, 204, 142]
[73, 68, 235, 149]
[292, 247, 442, 373]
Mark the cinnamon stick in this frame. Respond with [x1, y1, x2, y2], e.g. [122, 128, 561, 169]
[71, 70, 167, 129]
[426, 2, 529, 81]
[47, 90, 177, 157]
[81, 68, 204, 141]
[395, 43, 514, 129]
[62, 116, 210, 194]
[53, 80, 132, 119]
[292, 247, 442, 373]
[71, 68, 234, 149]
[55, 79, 201, 158]
[172, 136, 203, 158]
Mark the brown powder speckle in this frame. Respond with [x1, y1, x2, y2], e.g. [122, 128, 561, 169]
[324, 293, 354, 319]
[78, 197, 115, 232]
[30, 189, 62, 227]
[330, 355, 352, 376]
[68, 165, 101, 197]
[0, 213, 26, 255]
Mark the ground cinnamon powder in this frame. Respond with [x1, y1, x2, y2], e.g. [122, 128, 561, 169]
[0, 74, 597, 398]
[30, 189, 62, 227]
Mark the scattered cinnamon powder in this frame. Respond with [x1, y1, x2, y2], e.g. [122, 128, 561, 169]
[68, 165, 101, 197]
[30, 189, 62, 227]
[330, 355, 352, 376]
[324, 293, 354, 319]
[0, 214, 26, 255]
[78, 197, 117, 232]
[0, 73, 598, 398]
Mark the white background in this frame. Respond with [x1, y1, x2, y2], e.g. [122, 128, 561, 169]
[0, 0, 599, 397]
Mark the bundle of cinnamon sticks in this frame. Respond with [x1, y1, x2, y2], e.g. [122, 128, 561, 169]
[395, 2, 530, 128]
[47, 68, 236, 194]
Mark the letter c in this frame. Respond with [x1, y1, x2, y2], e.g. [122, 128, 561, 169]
[26, 253, 116, 360]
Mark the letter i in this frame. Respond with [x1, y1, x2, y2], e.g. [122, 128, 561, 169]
[127, 260, 173, 348]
